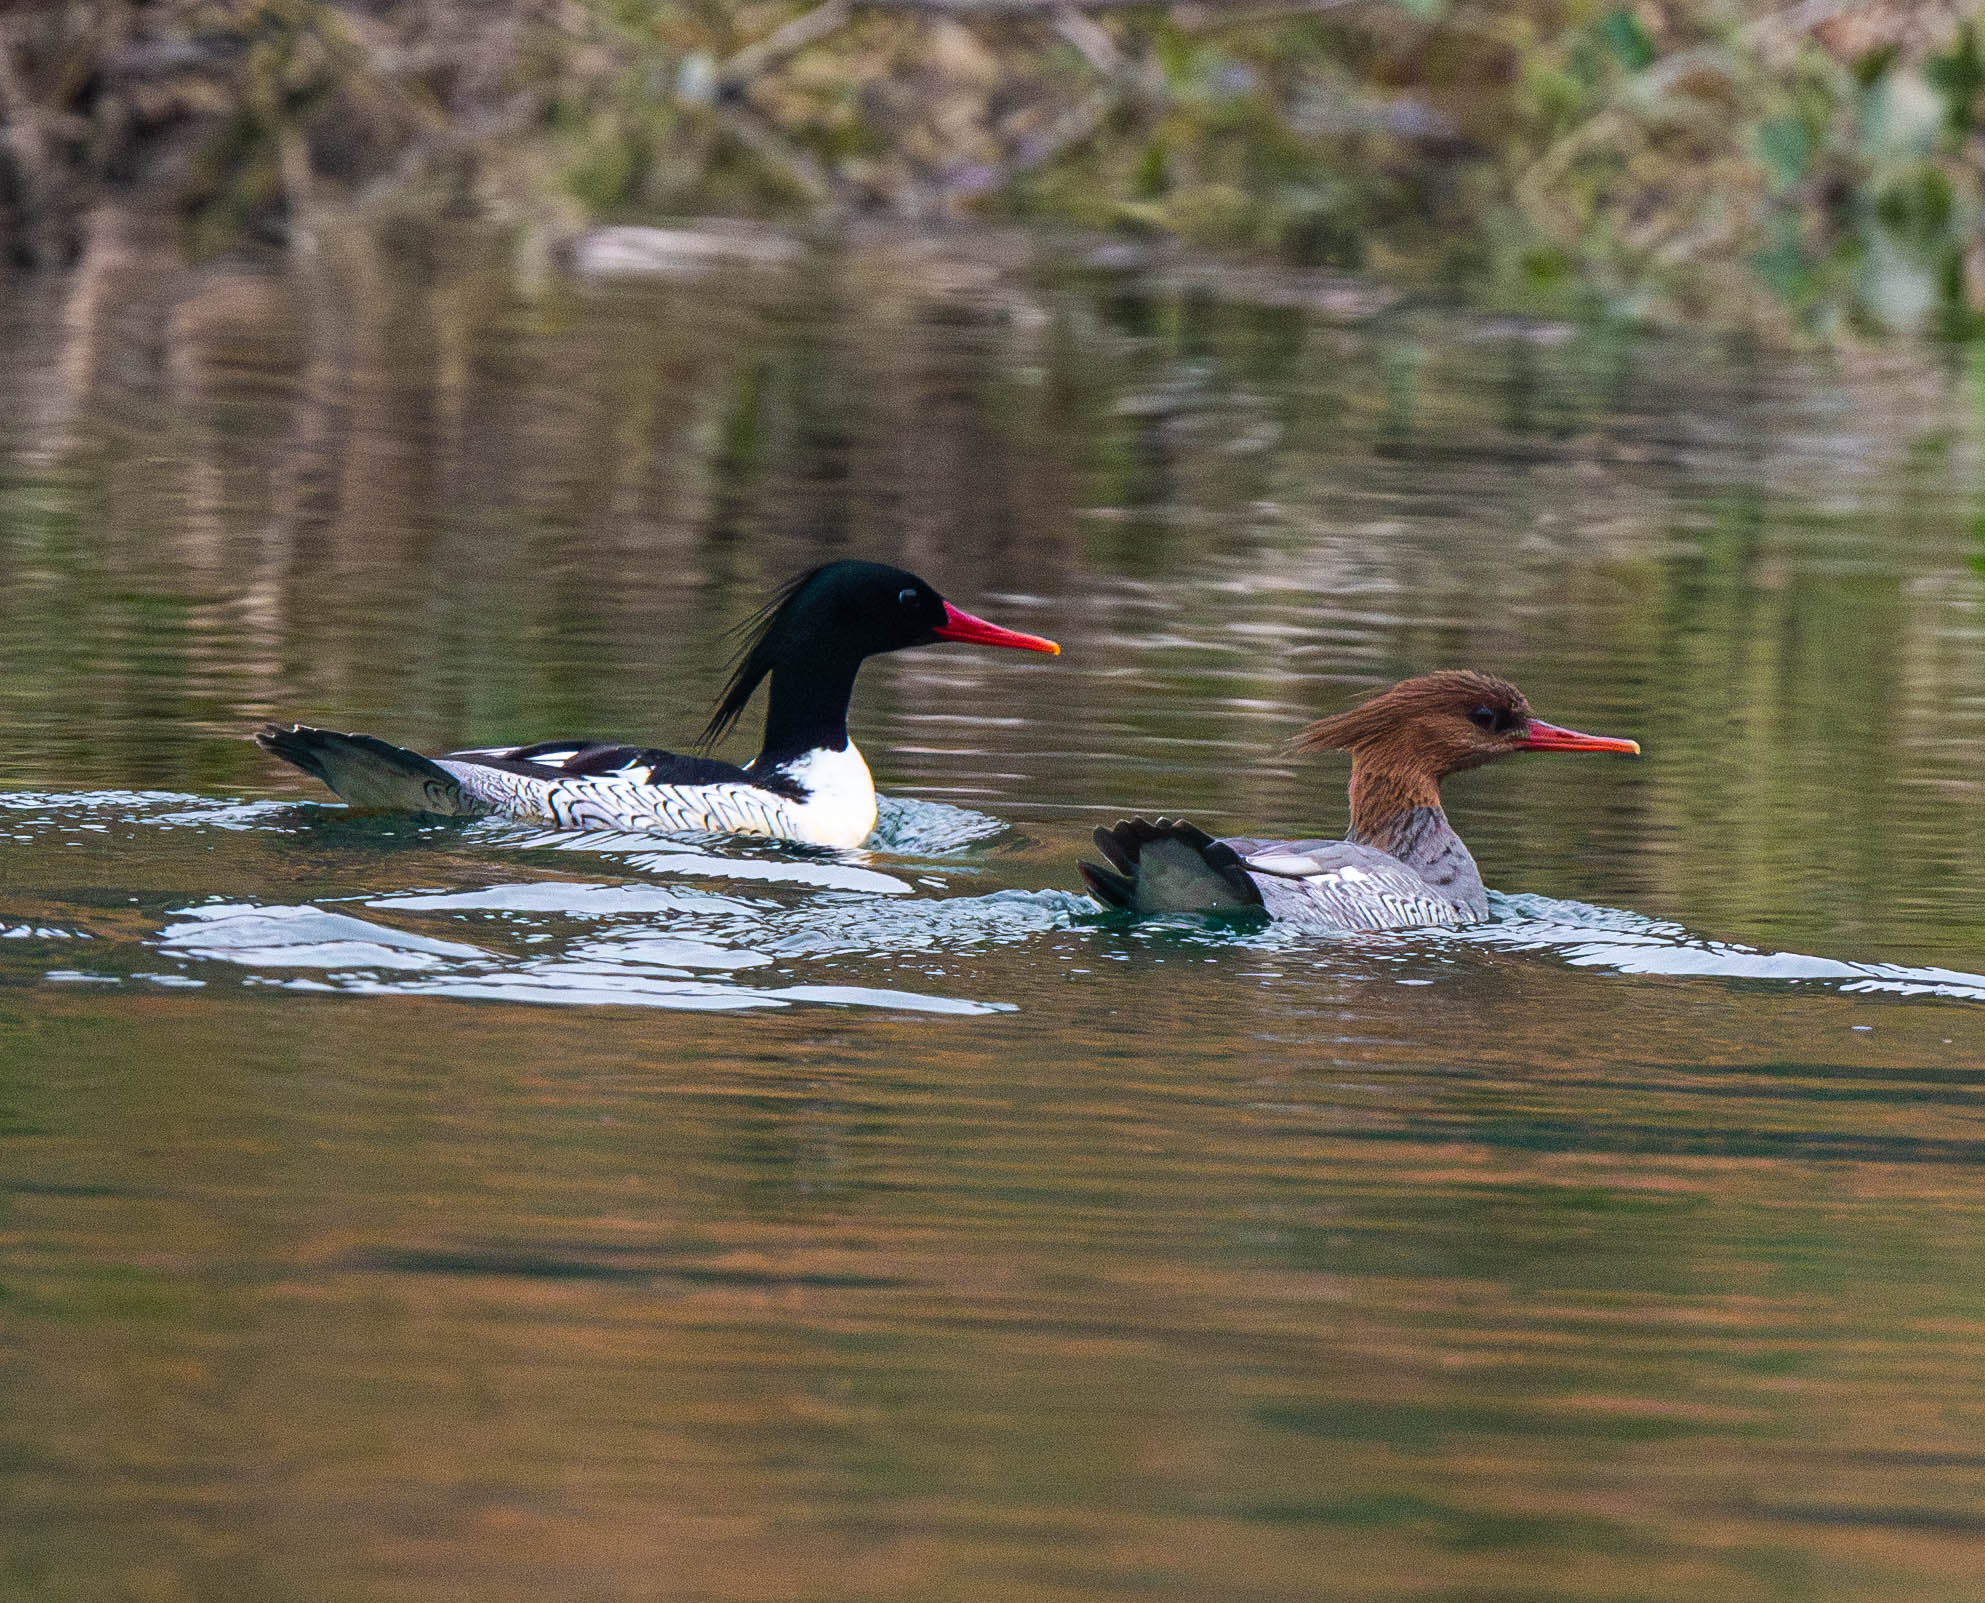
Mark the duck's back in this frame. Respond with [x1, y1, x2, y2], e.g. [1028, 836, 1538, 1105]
[438, 739, 877, 846]
[1081, 811, 1488, 933]
[1221, 834, 1483, 931]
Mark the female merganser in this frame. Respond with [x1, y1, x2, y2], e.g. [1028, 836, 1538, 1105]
[1079, 670, 1638, 930]
[256, 561, 1059, 848]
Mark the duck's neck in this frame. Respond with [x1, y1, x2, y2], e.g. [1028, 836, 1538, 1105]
[1346, 762, 1442, 853]
[754, 655, 862, 768]
[1346, 761, 1486, 916]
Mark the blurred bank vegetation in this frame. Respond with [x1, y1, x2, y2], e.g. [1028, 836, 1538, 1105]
[4, 0, 1985, 336]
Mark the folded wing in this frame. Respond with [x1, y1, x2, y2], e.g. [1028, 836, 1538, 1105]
[1081, 820, 1473, 931]
[1227, 838, 1472, 929]
[443, 740, 784, 791]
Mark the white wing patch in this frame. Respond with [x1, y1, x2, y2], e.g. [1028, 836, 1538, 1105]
[1242, 852, 1329, 878]
[450, 744, 583, 765]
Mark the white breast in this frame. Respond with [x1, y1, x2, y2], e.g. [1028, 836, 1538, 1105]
[762, 743, 878, 849]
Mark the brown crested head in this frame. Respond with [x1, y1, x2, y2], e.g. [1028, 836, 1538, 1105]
[1295, 670, 1638, 845]
[1295, 670, 1539, 778]
[1295, 667, 1639, 819]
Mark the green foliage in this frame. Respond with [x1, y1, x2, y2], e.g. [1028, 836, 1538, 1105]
[1754, 116, 1811, 194]
[1927, 22, 1984, 135]
[1597, 9, 1657, 74]
[1488, 2, 1985, 336]
[13, 0, 1985, 337]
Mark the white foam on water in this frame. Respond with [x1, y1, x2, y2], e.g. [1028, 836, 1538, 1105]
[487, 829, 916, 895]
[368, 881, 759, 918]
[144, 894, 1018, 1015]
[1467, 893, 1985, 1002]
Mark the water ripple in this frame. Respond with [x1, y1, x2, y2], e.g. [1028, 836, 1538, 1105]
[7, 788, 1981, 1015]
[1473, 894, 1985, 1002]
[155, 897, 1017, 1014]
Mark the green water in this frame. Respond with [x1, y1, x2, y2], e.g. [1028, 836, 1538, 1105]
[4, 231, 1985, 1601]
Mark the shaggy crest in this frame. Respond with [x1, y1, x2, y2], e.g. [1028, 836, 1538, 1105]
[699, 566, 829, 747]
[1294, 670, 1530, 756]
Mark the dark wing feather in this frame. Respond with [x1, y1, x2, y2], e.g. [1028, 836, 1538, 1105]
[443, 740, 797, 794]
[1078, 818, 1266, 915]
[1078, 859, 1136, 909]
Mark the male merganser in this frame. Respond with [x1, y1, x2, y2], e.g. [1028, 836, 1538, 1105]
[1079, 670, 1638, 930]
[256, 561, 1059, 848]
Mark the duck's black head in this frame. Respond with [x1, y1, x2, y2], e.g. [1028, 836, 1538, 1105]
[702, 560, 1059, 753]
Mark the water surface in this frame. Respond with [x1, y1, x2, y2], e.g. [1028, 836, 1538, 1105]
[4, 230, 1985, 1601]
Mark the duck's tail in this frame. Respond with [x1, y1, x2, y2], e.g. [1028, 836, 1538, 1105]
[254, 724, 471, 815]
[1079, 818, 1266, 915]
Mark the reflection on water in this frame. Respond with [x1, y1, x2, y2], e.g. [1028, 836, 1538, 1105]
[5, 228, 1985, 1601]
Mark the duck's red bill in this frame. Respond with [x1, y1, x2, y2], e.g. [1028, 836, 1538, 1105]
[932, 602, 1060, 655]
[1516, 719, 1640, 755]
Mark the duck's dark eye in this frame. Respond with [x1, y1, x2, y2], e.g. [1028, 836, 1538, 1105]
[1468, 704, 1500, 732]
[897, 587, 919, 607]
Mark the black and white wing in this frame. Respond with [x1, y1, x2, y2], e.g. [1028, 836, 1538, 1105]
[435, 739, 821, 837]
[443, 740, 767, 789]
